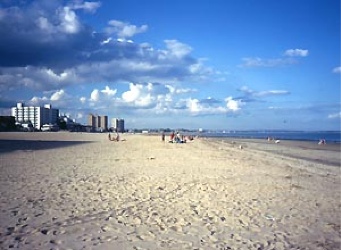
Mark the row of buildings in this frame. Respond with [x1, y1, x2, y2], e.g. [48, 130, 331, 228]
[87, 114, 125, 132]
[10, 102, 125, 132]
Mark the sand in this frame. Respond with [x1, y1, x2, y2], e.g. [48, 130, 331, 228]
[0, 132, 340, 250]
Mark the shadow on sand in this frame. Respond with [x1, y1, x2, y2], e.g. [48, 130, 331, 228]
[0, 140, 94, 154]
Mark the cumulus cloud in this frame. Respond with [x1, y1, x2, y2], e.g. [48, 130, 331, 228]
[101, 86, 117, 96]
[175, 97, 227, 116]
[0, 1, 99, 69]
[120, 83, 173, 109]
[225, 97, 244, 111]
[122, 83, 143, 103]
[164, 40, 192, 58]
[0, 1, 212, 95]
[284, 49, 309, 57]
[29, 89, 72, 107]
[59, 6, 81, 34]
[70, 1, 101, 13]
[106, 20, 148, 38]
[30, 96, 48, 105]
[90, 89, 100, 102]
[186, 98, 201, 113]
[50, 89, 66, 101]
[66, 82, 238, 116]
[0, 1, 250, 124]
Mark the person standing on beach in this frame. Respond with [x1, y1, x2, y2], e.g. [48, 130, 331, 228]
[115, 130, 120, 141]
[170, 132, 175, 142]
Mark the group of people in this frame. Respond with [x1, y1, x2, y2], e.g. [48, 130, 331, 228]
[162, 131, 194, 143]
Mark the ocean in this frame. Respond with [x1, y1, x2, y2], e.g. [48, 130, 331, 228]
[199, 131, 341, 143]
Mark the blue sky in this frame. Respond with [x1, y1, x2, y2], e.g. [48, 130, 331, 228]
[0, 0, 340, 130]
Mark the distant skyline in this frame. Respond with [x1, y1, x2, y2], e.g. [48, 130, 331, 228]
[0, 0, 340, 130]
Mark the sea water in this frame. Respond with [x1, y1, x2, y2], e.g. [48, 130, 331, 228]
[200, 131, 341, 143]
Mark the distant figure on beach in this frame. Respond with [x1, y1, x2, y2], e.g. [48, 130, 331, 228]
[176, 132, 184, 143]
[170, 132, 175, 142]
[161, 132, 165, 142]
[115, 131, 120, 141]
[318, 139, 326, 145]
[108, 131, 120, 141]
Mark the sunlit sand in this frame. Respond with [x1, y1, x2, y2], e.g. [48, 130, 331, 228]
[0, 132, 340, 249]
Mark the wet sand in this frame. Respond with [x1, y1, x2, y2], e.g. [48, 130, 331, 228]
[0, 132, 340, 249]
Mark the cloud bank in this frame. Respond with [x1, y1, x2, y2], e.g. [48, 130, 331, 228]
[2, 1, 329, 130]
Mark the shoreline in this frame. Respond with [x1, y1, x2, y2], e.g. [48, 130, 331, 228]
[203, 137, 341, 168]
[200, 134, 341, 144]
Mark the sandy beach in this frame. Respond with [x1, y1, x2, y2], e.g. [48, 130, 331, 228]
[0, 132, 340, 250]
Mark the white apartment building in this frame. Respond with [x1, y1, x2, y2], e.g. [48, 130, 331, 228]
[11, 103, 59, 130]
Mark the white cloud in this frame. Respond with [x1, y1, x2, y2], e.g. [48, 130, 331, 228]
[0, 0, 214, 92]
[101, 86, 117, 96]
[122, 83, 142, 103]
[101, 37, 112, 45]
[21, 80, 251, 122]
[164, 40, 192, 58]
[120, 83, 158, 108]
[30, 96, 48, 105]
[106, 20, 148, 38]
[332, 66, 341, 74]
[328, 112, 341, 119]
[70, 1, 101, 13]
[58, 7, 80, 34]
[35, 6, 81, 35]
[45, 69, 69, 81]
[187, 98, 201, 113]
[284, 49, 309, 57]
[90, 89, 100, 102]
[225, 97, 243, 111]
[135, 93, 153, 107]
[177, 96, 238, 116]
[50, 89, 66, 101]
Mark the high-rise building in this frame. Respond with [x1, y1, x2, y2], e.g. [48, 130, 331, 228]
[88, 114, 108, 131]
[111, 118, 125, 132]
[100, 116, 108, 131]
[11, 103, 59, 130]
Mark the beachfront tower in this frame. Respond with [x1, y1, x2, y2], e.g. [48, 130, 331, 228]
[111, 118, 125, 132]
[11, 102, 59, 130]
[88, 114, 108, 132]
